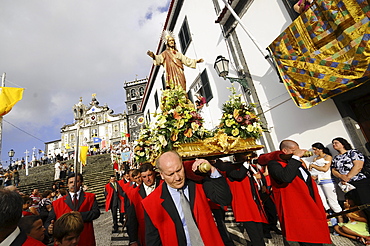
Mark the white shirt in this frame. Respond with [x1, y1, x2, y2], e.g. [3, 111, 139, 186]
[55, 162, 60, 170]
[166, 169, 221, 246]
[292, 155, 309, 181]
[69, 189, 82, 200]
[144, 183, 155, 196]
[0, 227, 20, 246]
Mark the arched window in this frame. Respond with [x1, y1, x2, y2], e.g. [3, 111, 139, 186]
[131, 89, 136, 98]
[91, 129, 98, 137]
[132, 104, 137, 112]
[139, 87, 144, 96]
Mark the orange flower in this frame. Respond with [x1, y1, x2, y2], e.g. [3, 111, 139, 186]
[171, 132, 178, 141]
[134, 146, 141, 151]
[184, 128, 193, 138]
[233, 109, 239, 119]
[173, 111, 182, 120]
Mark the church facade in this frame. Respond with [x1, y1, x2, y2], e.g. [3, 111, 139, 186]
[59, 94, 128, 157]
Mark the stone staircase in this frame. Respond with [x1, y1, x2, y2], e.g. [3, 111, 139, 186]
[17, 154, 114, 207]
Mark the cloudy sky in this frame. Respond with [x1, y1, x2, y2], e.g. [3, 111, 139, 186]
[0, 0, 170, 166]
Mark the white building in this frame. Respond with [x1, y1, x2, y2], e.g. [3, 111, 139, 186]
[60, 94, 128, 156]
[45, 139, 62, 158]
[141, 0, 370, 155]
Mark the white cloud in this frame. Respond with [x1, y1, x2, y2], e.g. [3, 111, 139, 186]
[0, 0, 170, 163]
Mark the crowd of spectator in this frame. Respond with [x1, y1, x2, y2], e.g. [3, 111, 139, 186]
[2, 136, 370, 246]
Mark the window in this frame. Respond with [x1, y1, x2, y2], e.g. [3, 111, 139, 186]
[154, 91, 159, 109]
[139, 87, 144, 96]
[191, 69, 213, 103]
[132, 104, 137, 113]
[130, 89, 136, 98]
[161, 73, 166, 90]
[221, 0, 253, 36]
[281, 0, 299, 20]
[178, 17, 192, 53]
[187, 91, 193, 103]
[91, 129, 98, 138]
[146, 109, 151, 123]
[113, 124, 119, 132]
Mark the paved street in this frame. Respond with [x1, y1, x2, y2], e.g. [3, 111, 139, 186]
[93, 208, 364, 246]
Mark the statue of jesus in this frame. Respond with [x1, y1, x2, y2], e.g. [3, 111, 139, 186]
[147, 31, 203, 91]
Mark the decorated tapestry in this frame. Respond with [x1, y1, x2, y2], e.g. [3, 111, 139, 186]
[268, 0, 370, 109]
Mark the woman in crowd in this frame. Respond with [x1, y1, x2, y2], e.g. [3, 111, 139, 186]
[38, 190, 53, 223]
[309, 142, 342, 219]
[51, 182, 58, 192]
[331, 137, 370, 231]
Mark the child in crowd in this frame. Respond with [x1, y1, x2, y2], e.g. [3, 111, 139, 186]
[18, 215, 46, 243]
[53, 212, 84, 246]
[334, 190, 370, 245]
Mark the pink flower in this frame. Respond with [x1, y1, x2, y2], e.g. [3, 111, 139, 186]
[236, 116, 244, 123]
[190, 111, 197, 117]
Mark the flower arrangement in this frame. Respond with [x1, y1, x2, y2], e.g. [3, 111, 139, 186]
[134, 86, 211, 164]
[217, 84, 263, 139]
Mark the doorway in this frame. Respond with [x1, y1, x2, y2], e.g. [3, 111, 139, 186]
[350, 94, 370, 142]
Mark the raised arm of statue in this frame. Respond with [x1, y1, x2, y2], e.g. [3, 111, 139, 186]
[147, 50, 155, 59]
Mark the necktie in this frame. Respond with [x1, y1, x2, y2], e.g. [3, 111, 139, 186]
[178, 188, 204, 246]
[113, 182, 117, 191]
[73, 193, 78, 210]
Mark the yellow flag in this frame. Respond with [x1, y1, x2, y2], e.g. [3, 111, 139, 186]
[80, 146, 89, 166]
[65, 143, 70, 149]
[0, 87, 24, 116]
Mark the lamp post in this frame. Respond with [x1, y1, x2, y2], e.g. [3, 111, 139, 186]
[8, 149, 15, 170]
[72, 98, 86, 176]
[214, 55, 249, 91]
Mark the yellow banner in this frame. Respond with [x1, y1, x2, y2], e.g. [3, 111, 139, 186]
[0, 87, 24, 116]
[80, 146, 89, 166]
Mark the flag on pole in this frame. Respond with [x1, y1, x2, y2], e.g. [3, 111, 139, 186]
[0, 87, 24, 116]
[121, 151, 131, 162]
[93, 137, 102, 143]
[80, 146, 89, 166]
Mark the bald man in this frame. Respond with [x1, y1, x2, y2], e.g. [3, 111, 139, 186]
[259, 140, 331, 246]
[142, 151, 232, 246]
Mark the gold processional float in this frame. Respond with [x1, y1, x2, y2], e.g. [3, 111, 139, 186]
[135, 30, 264, 165]
[134, 85, 265, 165]
[174, 132, 264, 160]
